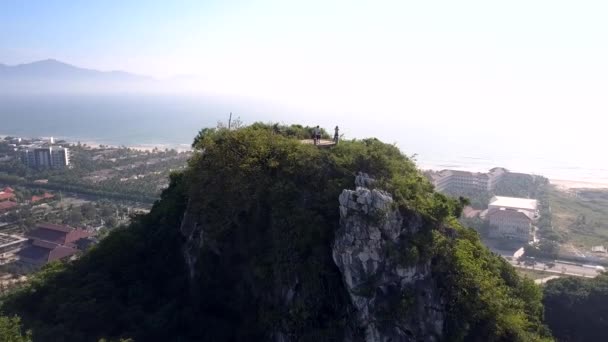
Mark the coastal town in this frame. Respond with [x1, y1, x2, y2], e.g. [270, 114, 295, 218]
[426, 167, 608, 282]
[0, 135, 192, 290]
[1, 133, 608, 289]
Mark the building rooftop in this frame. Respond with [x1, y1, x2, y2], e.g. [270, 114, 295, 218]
[26, 223, 91, 246]
[17, 243, 78, 263]
[0, 201, 17, 211]
[0, 192, 15, 201]
[488, 207, 536, 221]
[35, 223, 73, 233]
[31, 193, 54, 203]
[489, 196, 538, 211]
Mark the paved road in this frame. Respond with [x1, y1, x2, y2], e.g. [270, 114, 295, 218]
[509, 260, 600, 278]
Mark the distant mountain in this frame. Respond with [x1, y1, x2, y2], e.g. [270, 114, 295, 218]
[0, 59, 163, 93]
[0, 59, 151, 82]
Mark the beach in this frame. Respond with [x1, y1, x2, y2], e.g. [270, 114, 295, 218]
[419, 162, 608, 192]
[549, 179, 608, 191]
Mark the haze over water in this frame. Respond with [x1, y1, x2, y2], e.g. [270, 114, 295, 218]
[1, 94, 606, 185]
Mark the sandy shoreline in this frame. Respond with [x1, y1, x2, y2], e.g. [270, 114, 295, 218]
[3, 134, 605, 188]
[1, 134, 192, 153]
[419, 163, 608, 191]
[549, 179, 608, 191]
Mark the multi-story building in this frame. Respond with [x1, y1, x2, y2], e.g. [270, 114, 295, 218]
[487, 196, 538, 242]
[430, 167, 506, 193]
[21, 146, 70, 169]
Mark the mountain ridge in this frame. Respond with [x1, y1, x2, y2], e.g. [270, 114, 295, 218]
[0, 59, 153, 82]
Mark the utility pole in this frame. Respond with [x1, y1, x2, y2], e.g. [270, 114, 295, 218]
[228, 112, 233, 129]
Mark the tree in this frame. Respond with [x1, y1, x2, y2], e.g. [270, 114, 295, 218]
[67, 207, 83, 226]
[544, 274, 608, 341]
[81, 203, 97, 221]
[0, 315, 31, 342]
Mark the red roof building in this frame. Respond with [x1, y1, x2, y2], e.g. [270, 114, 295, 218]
[0, 201, 17, 212]
[3, 187, 14, 193]
[17, 240, 78, 266]
[31, 193, 54, 203]
[0, 192, 15, 201]
[26, 223, 91, 245]
[18, 223, 91, 266]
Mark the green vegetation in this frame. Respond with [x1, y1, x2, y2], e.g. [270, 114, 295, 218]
[1, 124, 551, 341]
[548, 187, 608, 248]
[0, 138, 191, 203]
[494, 173, 549, 199]
[516, 269, 554, 281]
[0, 315, 31, 341]
[543, 273, 608, 342]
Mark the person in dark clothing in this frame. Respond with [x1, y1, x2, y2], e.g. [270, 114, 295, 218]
[334, 126, 339, 143]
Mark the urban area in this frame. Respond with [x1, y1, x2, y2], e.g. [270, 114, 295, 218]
[426, 167, 608, 284]
[0, 133, 606, 291]
[0, 135, 191, 291]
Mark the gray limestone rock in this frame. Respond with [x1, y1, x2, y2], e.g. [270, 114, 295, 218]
[333, 181, 445, 342]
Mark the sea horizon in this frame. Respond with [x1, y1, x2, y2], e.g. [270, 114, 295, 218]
[2, 94, 607, 188]
[3, 129, 608, 188]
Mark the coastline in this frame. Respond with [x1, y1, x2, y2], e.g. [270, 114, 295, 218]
[549, 179, 608, 191]
[4, 133, 606, 190]
[419, 163, 608, 192]
[0, 133, 192, 153]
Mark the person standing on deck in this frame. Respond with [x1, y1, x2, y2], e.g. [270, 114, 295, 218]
[313, 126, 321, 145]
[334, 126, 340, 144]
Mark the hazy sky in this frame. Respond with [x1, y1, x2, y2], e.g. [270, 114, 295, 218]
[2, 0, 608, 167]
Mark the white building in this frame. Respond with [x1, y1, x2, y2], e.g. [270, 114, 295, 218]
[487, 196, 538, 242]
[21, 147, 70, 169]
[431, 167, 506, 193]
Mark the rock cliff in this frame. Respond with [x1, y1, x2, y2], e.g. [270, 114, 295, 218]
[334, 174, 444, 341]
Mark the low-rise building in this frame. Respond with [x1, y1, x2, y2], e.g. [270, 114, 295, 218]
[31, 192, 55, 203]
[0, 233, 28, 263]
[0, 188, 15, 202]
[25, 223, 90, 245]
[17, 240, 79, 266]
[17, 223, 91, 266]
[487, 196, 538, 242]
[0, 201, 18, 213]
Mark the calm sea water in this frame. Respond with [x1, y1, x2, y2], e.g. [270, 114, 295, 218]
[0, 94, 286, 147]
[1, 94, 606, 184]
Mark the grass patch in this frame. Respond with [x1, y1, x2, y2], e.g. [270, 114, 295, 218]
[548, 186, 608, 248]
[516, 268, 553, 280]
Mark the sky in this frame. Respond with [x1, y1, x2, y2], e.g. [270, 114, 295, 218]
[2, 0, 608, 173]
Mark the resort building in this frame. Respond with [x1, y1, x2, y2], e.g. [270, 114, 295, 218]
[21, 147, 70, 169]
[486, 196, 539, 242]
[430, 167, 506, 193]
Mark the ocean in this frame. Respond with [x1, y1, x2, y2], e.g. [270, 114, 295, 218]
[1, 94, 607, 185]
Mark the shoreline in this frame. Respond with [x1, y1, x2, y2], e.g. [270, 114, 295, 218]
[4, 133, 606, 190]
[549, 179, 608, 191]
[419, 163, 608, 191]
[0, 133, 192, 153]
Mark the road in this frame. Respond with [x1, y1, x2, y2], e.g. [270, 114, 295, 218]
[509, 259, 600, 278]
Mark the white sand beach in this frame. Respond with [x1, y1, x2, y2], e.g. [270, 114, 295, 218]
[550, 179, 608, 191]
